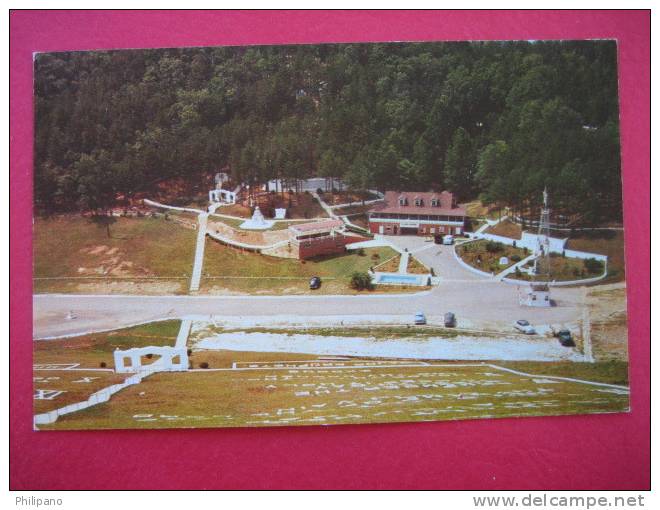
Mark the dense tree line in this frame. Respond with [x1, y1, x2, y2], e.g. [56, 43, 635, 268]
[34, 41, 622, 223]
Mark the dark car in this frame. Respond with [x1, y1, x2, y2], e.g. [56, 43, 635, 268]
[434, 234, 444, 244]
[309, 276, 322, 290]
[555, 329, 575, 347]
[444, 312, 456, 328]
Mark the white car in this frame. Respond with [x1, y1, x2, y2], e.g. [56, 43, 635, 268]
[414, 312, 427, 325]
[514, 319, 536, 335]
[443, 235, 454, 245]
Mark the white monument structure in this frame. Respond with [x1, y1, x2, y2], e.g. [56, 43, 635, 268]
[209, 187, 238, 204]
[239, 205, 274, 230]
[274, 208, 287, 219]
[114, 346, 189, 373]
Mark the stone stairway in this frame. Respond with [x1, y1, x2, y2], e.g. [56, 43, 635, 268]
[189, 213, 208, 293]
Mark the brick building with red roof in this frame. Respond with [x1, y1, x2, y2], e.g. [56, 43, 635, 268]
[288, 219, 359, 259]
[368, 191, 466, 236]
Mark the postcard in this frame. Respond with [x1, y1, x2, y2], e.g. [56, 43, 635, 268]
[32, 40, 629, 430]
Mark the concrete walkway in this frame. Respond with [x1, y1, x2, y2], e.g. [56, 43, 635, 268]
[398, 251, 410, 274]
[312, 191, 339, 220]
[176, 319, 192, 349]
[475, 214, 508, 235]
[189, 213, 208, 293]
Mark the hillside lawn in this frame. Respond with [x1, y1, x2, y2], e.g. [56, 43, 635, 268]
[200, 243, 420, 294]
[485, 219, 523, 239]
[33, 216, 197, 294]
[35, 320, 628, 430]
[39, 357, 629, 430]
[34, 320, 181, 369]
[566, 230, 625, 283]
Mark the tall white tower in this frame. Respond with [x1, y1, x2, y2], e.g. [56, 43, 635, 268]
[533, 187, 551, 279]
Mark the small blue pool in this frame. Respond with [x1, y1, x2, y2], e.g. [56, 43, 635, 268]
[376, 274, 425, 286]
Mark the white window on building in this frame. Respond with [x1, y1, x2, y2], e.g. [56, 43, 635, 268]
[430, 227, 435, 234]
[439, 226, 445, 233]
[455, 227, 462, 235]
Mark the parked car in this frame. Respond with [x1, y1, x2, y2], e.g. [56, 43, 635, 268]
[443, 235, 454, 245]
[444, 312, 457, 328]
[309, 276, 322, 290]
[414, 312, 427, 325]
[514, 319, 536, 335]
[554, 329, 575, 347]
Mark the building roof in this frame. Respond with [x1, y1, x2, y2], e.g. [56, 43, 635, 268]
[289, 219, 344, 234]
[371, 191, 466, 217]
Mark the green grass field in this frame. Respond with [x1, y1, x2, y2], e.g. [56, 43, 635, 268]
[200, 243, 406, 294]
[34, 320, 181, 369]
[33, 216, 197, 294]
[34, 321, 629, 430]
[39, 359, 629, 430]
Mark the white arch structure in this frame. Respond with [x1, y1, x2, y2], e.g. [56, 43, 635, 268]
[209, 188, 237, 204]
[113, 346, 189, 373]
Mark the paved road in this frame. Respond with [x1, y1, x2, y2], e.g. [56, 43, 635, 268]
[33, 236, 584, 339]
[33, 280, 583, 339]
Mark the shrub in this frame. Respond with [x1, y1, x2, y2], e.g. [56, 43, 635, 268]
[357, 248, 366, 256]
[510, 254, 521, 262]
[350, 271, 373, 290]
[485, 241, 504, 253]
[316, 188, 324, 195]
[584, 258, 605, 274]
[199, 362, 209, 369]
[100, 361, 107, 368]
[187, 349, 192, 356]
[146, 353, 153, 359]
[371, 253, 380, 260]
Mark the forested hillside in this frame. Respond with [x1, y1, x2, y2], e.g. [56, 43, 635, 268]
[34, 41, 622, 222]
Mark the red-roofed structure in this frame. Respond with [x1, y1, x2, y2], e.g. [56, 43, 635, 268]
[288, 219, 355, 259]
[368, 191, 466, 236]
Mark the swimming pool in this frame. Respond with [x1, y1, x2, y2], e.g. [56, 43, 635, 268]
[375, 273, 427, 286]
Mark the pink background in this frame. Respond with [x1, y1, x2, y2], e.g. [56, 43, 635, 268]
[10, 10, 650, 490]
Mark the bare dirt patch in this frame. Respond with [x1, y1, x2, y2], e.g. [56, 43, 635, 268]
[485, 219, 522, 240]
[587, 285, 628, 362]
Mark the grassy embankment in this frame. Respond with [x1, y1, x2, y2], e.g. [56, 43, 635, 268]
[200, 243, 424, 294]
[33, 320, 181, 415]
[39, 360, 629, 430]
[566, 230, 625, 284]
[33, 216, 196, 294]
